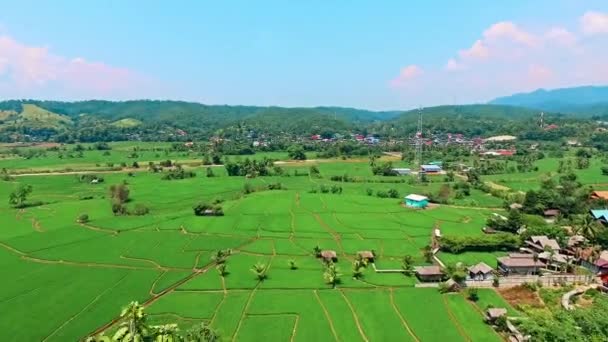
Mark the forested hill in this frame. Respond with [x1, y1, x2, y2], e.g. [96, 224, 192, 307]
[367, 104, 556, 137]
[0, 100, 590, 142]
[0, 100, 401, 142]
[489, 86, 608, 116]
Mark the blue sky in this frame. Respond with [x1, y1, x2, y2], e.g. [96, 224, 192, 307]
[1, 1, 608, 109]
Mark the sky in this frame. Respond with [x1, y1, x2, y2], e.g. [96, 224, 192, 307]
[1, 0, 608, 110]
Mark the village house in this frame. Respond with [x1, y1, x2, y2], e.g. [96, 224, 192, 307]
[485, 308, 507, 323]
[414, 265, 443, 282]
[357, 251, 375, 263]
[525, 236, 560, 253]
[538, 251, 572, 270]
[320, 250, 338, 263]
[404, 194, 429, 209]
[467, 262, 494, 281]
[392, 168, 411, 175]
[591, 191, 608, 201]
[420, 164, 441, 173]
[542, 209, 560, 223]
[497, 254, 545, 275]
[590, 209, 608, 225]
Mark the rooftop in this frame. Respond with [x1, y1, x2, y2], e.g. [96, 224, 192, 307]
[486, 308, 507, 319]
[590, 209, 608, 221]
[320, 250, 337, 259]
[530, 236, 560, 251]
[498, 256, 545, 268]
[405, 194, 428, 202]
[591, 191, 608, 200]
[468, 262, 493, 274]
[415, 265, 443, 276]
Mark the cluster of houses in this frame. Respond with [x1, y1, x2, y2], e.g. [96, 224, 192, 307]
[414, 233, 608, 285]
[391, 162, 444, 177]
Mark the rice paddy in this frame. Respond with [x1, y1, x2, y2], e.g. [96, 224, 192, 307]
[0, 143, 506, 341]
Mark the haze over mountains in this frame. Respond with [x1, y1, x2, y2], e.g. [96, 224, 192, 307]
[489, 85, 608, 116]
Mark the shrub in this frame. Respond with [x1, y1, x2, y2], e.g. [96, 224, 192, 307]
[440, 233, 520, 253]
[387, 188, 399, 198]
[376, 191, 388, 198]
[193, 203, 223, 216]
[466, 288, 479, 302]
[77, 213, 89, 223]
[132, 204, 150, 216]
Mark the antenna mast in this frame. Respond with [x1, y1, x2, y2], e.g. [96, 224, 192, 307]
[415, 107, 423, 169]
[539, 112, 544, 128]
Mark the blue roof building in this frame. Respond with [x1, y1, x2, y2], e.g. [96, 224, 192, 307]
[404, 194, 429, 208]
[590, 209, 608, 223]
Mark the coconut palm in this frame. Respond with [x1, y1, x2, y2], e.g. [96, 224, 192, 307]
[421, 245, 433, 263]
[184, 322, 219, 342]
[533, 252, 539, 275]
[210, 249, 231, 264]
[575, 215, 602, 240]
[113, 301, 150, 342]
[251, 263, 267, 281]
[352, 260, 365, 279]
[216, 264, 227, 277]
[324, 262, 341, 288]
[288, 259, 297, 270]
[402, 255, 415, 276]
[313, 245, 322, 257]
[151, 323, 180, 342]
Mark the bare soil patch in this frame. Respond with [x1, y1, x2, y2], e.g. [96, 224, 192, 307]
[498, 285, 544, 308]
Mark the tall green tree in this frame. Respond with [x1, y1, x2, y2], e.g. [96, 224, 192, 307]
[8, 184, 32, 207]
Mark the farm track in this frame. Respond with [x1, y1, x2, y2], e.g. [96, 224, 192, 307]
[86, 237, 259, 338]
[338, 289, 369, 342]
[389, 288, 420, 342]
[442, 295, 472, 342]
[313, 290, 340, 342]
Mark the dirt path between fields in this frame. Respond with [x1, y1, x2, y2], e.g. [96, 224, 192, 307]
[339, 289, 369, 342]
[389, 288, 420, 342]
[441, 295, 472, 342]
[314, 290, 340, 341]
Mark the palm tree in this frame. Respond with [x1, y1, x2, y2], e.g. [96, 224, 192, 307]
[113, 301, 150, 342]
[324, 262, 341, 288]
[533, 252, 539, 275]
[184, 322, 220, 342]
[576, 215, 601, 240]
[210, 249, 231, 264]
[216, 264, 227, 277]
[352, 260, 365, 279]
[288, 259, 297, 270]
[421, 245, 433, 263]
[151, 323, 180, 342]
[402, 255, 415, 276]
[251, 263, 267, 281]
[313, 245, 322, 257]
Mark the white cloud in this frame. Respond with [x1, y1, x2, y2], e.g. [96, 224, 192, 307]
[545, 27, 577, 46]
[0, 34, 152, 99]
[391, 12, 608, 106]
[445, 58, 466, 71]
[389, 65, 423, 88]
[483, 21, 539, 46]
[581, 11, 608, 35]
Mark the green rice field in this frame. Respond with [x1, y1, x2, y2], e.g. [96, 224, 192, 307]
[0, 146, 504, 341]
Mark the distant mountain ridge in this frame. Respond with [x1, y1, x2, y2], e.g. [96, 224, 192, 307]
[489, 85, 608, 115]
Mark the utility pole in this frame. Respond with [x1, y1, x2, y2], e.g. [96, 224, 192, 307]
[415, 107, 423, 171]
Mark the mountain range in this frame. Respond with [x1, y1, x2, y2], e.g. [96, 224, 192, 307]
[489, 85, 608, 116]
